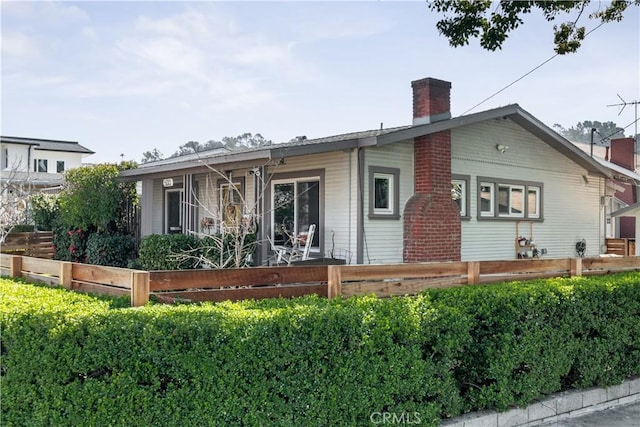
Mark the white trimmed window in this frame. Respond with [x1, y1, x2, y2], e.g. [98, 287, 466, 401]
[452, 175, 470, 218]
[479, 177, 542, 220]
[479, 182, 495, 217]
[369, 166, 400, 219]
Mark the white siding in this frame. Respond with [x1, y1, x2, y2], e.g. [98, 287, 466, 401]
[363, 142, 414, 264]
[452, 119, 604, 260]
[1, 144, 30, 172]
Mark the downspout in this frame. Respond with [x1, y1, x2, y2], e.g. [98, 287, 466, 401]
[348, 149, 352, 259]
[356, 147, 364, 264]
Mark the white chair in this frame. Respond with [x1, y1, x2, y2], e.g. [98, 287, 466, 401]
[270, 224, 316, 265]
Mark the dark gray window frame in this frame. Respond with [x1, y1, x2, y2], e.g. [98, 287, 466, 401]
[452, 174, 471, 220]
[56, 160, 65, 173]
[265, 168, 325, 254]
[477, 176, 544, 221]
[368, 166, 400, 220]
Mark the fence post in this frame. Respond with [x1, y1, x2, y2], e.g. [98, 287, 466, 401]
[131, 271, 150, 307]
[327, 265, 342, 299]
[467, 261, 480, 285]
[60, 262, 73, 289]
[9, 255, 22, 278]
[570, 258, 582, 277]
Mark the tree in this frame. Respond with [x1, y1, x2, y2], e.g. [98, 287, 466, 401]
[553, 120, 624, 144]
[428, 0, 639, 54]
[0, 167, 31, 243]
[221, 133, 272, 150]
[58, 163, 138, 233]
[141, 148, 164, 164]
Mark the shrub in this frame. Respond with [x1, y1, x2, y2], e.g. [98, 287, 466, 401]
[135, 234, 203, 270]
[86, 233, 136, 267]
[30, 193, 59, 231]
[2, 272, 639, 426]
[52, 224, 88, 263]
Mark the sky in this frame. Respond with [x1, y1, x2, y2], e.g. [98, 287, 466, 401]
[2, 1, 639, 164]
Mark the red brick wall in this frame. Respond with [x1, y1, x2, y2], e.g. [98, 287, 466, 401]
[403, 132, 461, 262]
[610, 138, 635, 171]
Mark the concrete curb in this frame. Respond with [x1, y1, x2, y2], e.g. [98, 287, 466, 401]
[441, 376, 640, 427]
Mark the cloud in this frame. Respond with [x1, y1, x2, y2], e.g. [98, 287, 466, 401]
[0, 31, 41, 59]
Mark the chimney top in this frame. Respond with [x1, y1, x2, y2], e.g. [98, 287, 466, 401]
[411, 77, 452, 126]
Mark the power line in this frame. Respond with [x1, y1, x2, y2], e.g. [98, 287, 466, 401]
[462, 21, 606, 116]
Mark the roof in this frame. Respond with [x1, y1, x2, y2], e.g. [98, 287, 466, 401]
[118, 104, 617, 180]
[611, 202, 640, 217]
[1, 136, 94, 155]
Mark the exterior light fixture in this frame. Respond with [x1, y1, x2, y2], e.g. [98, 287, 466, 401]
[496, 144, 509, 153]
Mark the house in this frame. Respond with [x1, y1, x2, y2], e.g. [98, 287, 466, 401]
[0, 136, 95, 190]
[119, 77, 640, 264]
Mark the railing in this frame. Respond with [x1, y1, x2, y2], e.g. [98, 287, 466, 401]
[1, 254, 639, 307]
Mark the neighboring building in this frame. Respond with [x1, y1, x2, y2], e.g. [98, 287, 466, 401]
[119, 76, 640, 264]
[0, 136, 95, 189]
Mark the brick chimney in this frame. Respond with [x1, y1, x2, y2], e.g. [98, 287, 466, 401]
[411, 78, 452, 125]
[403, 78, 461, 262]
[610, 137, 635, 171]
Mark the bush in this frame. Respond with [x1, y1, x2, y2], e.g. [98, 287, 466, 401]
[52, 224, 88, 263]
[135, 234, 203, 270]
[2, 272, 640, 426]
[86, 233, 136, 267]
[30, 193, 59, 231]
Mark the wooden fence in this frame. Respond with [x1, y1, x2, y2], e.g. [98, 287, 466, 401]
[1, 254, 639, 307]
[1, 232, 54, 259]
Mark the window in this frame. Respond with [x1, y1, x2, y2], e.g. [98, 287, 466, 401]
[527, 187, 540, 218]
[478, 177, 543, 220]
[368, 166, 400, 219]
[34, 159, 48, 173]
[56, 161, 65, 173]
[218, 179, 244, 231]
[452, 174, 470, 218]
[479, 182, 495, 217]
[498, 184, 525, 217]
[271, 177, 320, 247]
[3, 148, 8, 169]
[165, 189, 184, 234]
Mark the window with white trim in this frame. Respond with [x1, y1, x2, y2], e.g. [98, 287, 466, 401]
[369, 166, 400, 219]
[498, 184, 525, 217]
[452, 174, 470, 218]
[478, 177, 543, 220]
[271, 177, 320, 247]
[479, 182, 495, 217]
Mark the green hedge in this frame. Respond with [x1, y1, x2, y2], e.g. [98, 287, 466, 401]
[85, 233, 136, 268]
[2, 272, 640, 426]
[135, 234, 203, 270]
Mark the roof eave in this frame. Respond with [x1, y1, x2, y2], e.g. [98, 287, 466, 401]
[119, 150, 272, 179]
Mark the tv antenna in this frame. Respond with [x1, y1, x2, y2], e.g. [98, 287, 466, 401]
[607, 94, 639, 170]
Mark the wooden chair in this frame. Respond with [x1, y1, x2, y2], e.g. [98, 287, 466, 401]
[270, 224, 316, 265]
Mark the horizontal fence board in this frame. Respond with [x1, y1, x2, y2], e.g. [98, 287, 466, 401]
[149, 266, 328, 291]
[478, 271, 570, 284]
[340, 262, 467, 281]
[583, 256, 640, 271]
[21, 257, 60, 276]
[480, 258, 571, 275]
[0, 254, 13, 268]
[1, 232, 54, 259]
[21, 272, 59, 287]
[342, 276, 466, 298]
[73, 264, 132, 289]
[153, 283, 328, 302]
[72, 281, 131, 297]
